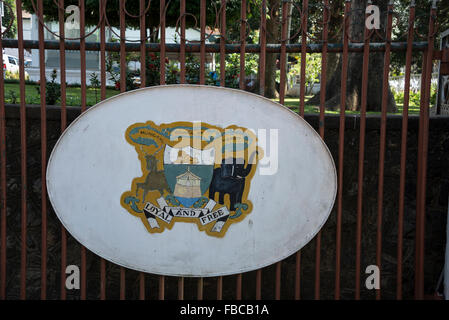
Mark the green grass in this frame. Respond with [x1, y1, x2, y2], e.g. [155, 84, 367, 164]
[2, 83, 422, 115]
[3, 82, 120, 106]
[273, 97, 422, 115]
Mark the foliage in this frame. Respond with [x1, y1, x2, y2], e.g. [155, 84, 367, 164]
[21, 0, 255, 32]
[2, 0, 17, 39]
[391, 83, 438, 108]
[287, 54, 321, 95]
[7, 90, 17, 104]
[215, 53, 259, 89]
[89, 72, 100, 103]
[36, 69, 61, 105]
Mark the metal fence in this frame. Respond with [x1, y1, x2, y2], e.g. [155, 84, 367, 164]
[0, 0, 446, 300]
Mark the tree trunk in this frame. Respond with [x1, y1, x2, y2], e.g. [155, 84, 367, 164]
[309, 0, 397, 112]
[264, 0, 280, 99]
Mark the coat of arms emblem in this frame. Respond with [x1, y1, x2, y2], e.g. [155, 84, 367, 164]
[120, 121, 262, 237]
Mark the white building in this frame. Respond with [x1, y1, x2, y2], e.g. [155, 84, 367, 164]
[25, 14, 215, 85]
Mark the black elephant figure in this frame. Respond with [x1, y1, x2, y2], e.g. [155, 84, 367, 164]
[209, 157, 253, 211]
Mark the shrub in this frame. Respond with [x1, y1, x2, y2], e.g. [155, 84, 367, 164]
[36, 69, 61, 105]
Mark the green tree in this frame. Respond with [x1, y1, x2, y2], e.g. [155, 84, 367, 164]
[2, 0, 17, 39]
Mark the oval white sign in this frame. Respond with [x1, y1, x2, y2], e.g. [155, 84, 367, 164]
[47, 85, 337, 277]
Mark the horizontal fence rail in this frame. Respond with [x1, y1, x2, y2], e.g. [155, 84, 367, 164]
[0, 39, 430, 53]
[0, 0, 446, 300]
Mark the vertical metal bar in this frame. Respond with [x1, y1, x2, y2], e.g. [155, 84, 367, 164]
[397, 1, 415, 301]
[160, 0, 166, 85]
[178, 277, 184, 300]
[158, 274, 165, 300]
[236, 273, 242, 300]
[295, 0, 308, 300]
[335, 0, 351, 300]
[178, 0, 186, 299]
[415, 1, 436, 300]
[217, 0, 226, 299]
[294, 250, 301, 299]
[180, 0, 186, 84]
[274, 0, 289, 301]
[17, 0, 28, 300]
[415, 51, 427, 299]
[219, 0, 226, 86]
[197, 0, 206, 299]
[197, 278, 203, 300]
[235, 0, 247, 301]
[0, 0, 5, 302]
[79, 0, 87, 300]
[140, 0, 147, 90]
[138, 0, 147, 301]
[37, 0, 48, 300]
[159, 0, 166, 299]
[315, 0, 329, 301]
[216, 276, 222, 300]
[199, 0, 206, 85]
[119, 0, 126, 300]
[355, 3, 372, 300]
[99, 0, 107, 301]
[258, 0, 266, 98]
[376, 0, 394, 301]
[239, 0, 247, 91]
[278, 0, 288, 105]
[299, 0, 308, 117]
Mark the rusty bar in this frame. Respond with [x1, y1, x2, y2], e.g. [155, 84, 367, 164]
[397, 1, 415, 301]
[315, 0, 329, 301]
[17, 0, 28, 300]
[275, 260, 281, 300]
[415, 2, 437, 300]
[0, 0, 5, 301]
[274, 0, 289, 301]
[178, 0, 186, 299]
[355, 3, 372, 300]
[79, 0, 87, 301]
[375, 1, 394, 301]
[278, 0, 288, 105]
[299, 0, 308, 117]
[37, 0, 48, 300]
[295, 0, 308, 300]
[160, 0, 166, 85]
[199, 0, 206, 84]
[58, 0, 67, 143]
[216, 276, 222, 300]
[295, 250, 301, 299]
[196, 0, 206, 299]
[219, 0, 226, 86]
[0, 39, 429, 53]
[415, 51, 426, 301]
[159, 0, 166, 299]
[239, 0, 247, 90]
[216, 0, 226, 299]
[178, 277, 184, 300]
[119, 0, 126, 300]
[180, 0, 186, 83]
[235, 0, 247, 300]
[99, 0, 107, 301]
[140, 0, 147, 90]
[197, 277, 203, 300]
[158, 275, 165, 300]
[80, 0, 87, 112]
[258, 0, 266, 97]
[415, 51, 427, 300]
[236, 273, 242, 300]
[335, 0, 351, 300]
[255, 2, 266, 297]
[138, 0, 147, 300]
